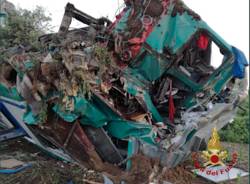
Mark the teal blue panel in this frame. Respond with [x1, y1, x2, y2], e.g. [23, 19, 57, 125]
[143, 92, 163, 122]
[131, 54, 164, 81]
[113, 8, 131, 33]
[74, 97, 108, 127]
[167, 68, 201, 92]
[123, 68, 148, 88]
[199, 21, 232, 52]
[106, 120, 156, 145]
[53, 96, 108, 127]
[213, 66, 233, 93]
[146, 11, 198, 54]
[0, 84, 22, 101]
[92, 95, 121, 120]
[125, 81, 138, 96]
[23, 109, 38, 125]
[123, 78, 163, 122]
[24, 60, 35, 70]
[126, 139, 137, 170]
[53, 104, 79, 123]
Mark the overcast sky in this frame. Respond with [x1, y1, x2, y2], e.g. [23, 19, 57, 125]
[9, 0, 249, 59]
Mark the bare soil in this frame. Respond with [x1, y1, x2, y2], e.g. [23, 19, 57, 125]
[0, 139, 248, 184]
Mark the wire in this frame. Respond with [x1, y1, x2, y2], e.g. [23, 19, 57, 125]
[113, 1, 126, 20]
[142, 0, 152, 16]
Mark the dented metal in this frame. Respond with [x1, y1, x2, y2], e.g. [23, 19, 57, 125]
[0, 0, 248, 170]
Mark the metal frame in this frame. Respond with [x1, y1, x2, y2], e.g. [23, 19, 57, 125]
[0, 97, 74, 162]
[0, 101, 27, 142]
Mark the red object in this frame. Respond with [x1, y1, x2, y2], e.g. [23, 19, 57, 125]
[211, 155, 219, 164]
[127, 0, 169, 58]
[128, 23, 154, 57]
[197, 33, 209, 50]
[112, 0, 170, 61]
[108, 8, 127, 32]
[168, 80, 175, 123]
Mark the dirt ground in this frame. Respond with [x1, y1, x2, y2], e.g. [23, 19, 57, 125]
[0, 139, 248, 184]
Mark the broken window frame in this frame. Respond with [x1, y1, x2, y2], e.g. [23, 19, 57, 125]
[164, 28, 234, 108]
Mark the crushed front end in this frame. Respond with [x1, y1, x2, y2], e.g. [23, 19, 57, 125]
[0, 0, 248, 170]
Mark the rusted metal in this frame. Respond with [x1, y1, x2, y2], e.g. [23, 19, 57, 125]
[63, 121, 78, 148]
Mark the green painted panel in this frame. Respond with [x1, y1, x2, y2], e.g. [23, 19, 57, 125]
[113, 8, 131, 33]
[146, 11, 198, 54]
[53, 97, 108, 127]
[106, 120, 156, 145]
[0, 84, 22, 101]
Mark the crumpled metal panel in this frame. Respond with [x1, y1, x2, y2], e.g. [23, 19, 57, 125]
[0, 0, 248, 170]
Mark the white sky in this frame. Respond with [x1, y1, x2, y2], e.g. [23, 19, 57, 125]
[9, 0, 249, 59]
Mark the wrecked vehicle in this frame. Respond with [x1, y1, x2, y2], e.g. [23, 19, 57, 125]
[0, 0, 248, 172]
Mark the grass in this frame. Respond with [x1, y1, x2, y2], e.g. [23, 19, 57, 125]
[219, 96, 249, 144]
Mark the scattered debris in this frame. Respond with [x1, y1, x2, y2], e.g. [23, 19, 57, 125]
[0, 0, 248, 183]
[0, 159, 24, 169]
[0, 139, 249, 184]
[0, 158, 32, 175]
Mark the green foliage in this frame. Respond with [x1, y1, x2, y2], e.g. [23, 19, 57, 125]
[219, 95, 249, 143]
[93, 44, 117, 77]
[94, 44, 113, 66]
[0, 6, 51, 49]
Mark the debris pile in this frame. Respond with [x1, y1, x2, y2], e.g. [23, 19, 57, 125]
[0, 0, 248, 181]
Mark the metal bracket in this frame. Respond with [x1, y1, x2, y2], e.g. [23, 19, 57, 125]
[0, 101, 27, 142]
